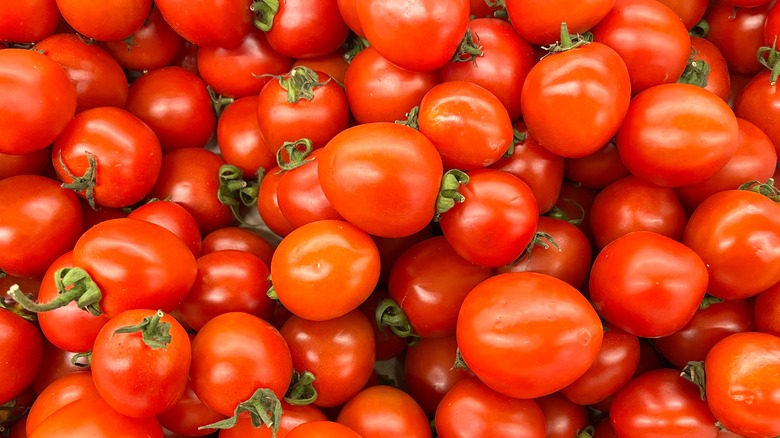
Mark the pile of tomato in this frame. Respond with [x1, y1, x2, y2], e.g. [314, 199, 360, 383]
[2, 0, 780, 437]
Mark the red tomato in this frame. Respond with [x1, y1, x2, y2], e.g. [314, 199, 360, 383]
[287, 421, 362, 438]
[217, 96, 277, 176]
[218, 402, 327, 438]
[201, 226, 276, 268]
[535, 393, 589, 438]
[261, 0, 349, 59]
[0, 49, 76, 155]
[154, 0, 252, 47]
[734, 70, 780, 156]
[358, 290, 408, 360]
[404, 336, 472, 416]
[755, 282, 780, 337]
[31, 340, 86, 394]
[704, 332, 780, 437]
[271, 220, 379, 321]
[257, 164, 296, 237]
[654, 0, 709, 29]
[337, 385, 432, 438]
[766, 4, 780, 46]
[157, 382, 225, 436]
[127, 200, 202, 257]
[0, 148, 50, 180]
[337, 0, 363, 36]
[100, 7, 184, 71]
[55, 0, 151, 41]
[0, 308, 43, 405]
[505, 0, 615, 46]
[616, 83, 739, 187]
[592, 0, 691, 94]
[0, 0, 59, 43]
[705, 0, 772, 76]
[563, 140, 630, 190]
[291, 48, 349, 84]
[356, 0, 470, 72]
[590, 231, 709, 338]
[685, 36, 732, 102]
[457, 272, 603, 399]
[521, 33, 631, 158]
[26, 372, 99, 435]
[434, 377, 546, 438]
[277, 149, 343, 228]
[318, 123, 443, 238]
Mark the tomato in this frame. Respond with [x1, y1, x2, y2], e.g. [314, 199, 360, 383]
[318, 123, 443, 238]
[521, 30, 631, 158]
[189, 312, 292, 418]
[25, 372, 98, 435]
[0, 49, 76, 155]
[505, 0, 615, 46]
[0, 0, 59, 43]
[271, 220, 379, 321]
[590, 231, 709, 338]
[287, 421, 362, 438]
[683, 187, 780, 299]
[197, 27, 293, 99]
[291, 48, 349, 84]
[403, 336, 472, 416]
[177, 250, 274, 331]
[356, 0, 470, 72]
[734, 70, 780, 156]
[610, 369, 718, 438]
[0, 175, 83, 278]
[344, 46, 438, 124]
[457, 272, 603, 399]
[766, 3, 780, 46]
[218, 402, 327, 438]
[128, 200, 202, 257]
[337, 0, 363, 36]
[337, 385, 432, 438]
[154, 0, 252, 47]
[704, 332, 780, 437]
[387, 236, 492, 338]
[257, 164, 296, 237]
[705, 0, 772, 76]
[434, 377, 546, 438]
[55, 0, 151, 41]
[216, 96, 276, 177]
[592, 0, 691, 95]
[157, 382, 225, 436]
[616, 83, 739, 187]
[535, 393, 589, 438]
[277, 149, 343, 228]
[358, 290, 408, 360]
[755, 282, 780, 337]
[686, 36, 731, 102]
[201, 226, 276, 267]
[0, 148, 50, 180]
[260, 0, 349, 59]
[0, 308, 42, 405]
[31, 340, 87, 394]
[100, 7, 184, 71]
[126, 66, 216, 151]
[654, 0, 708, 29]
[439, 168, 538, 268]
[564, 140, 630, 190]
[35, 33, 128, 113]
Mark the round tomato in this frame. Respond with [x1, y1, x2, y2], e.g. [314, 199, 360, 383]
[100, 7, 184, 71]
[157, 381, 225, 436]
[563, 140, 630, 190]
[25, 372, 99, 436]
[734, 70, 780, 156]
[337, 385, 432, 438]
[705, 0, 772, 76]
[217, 96, 277, 176]
[201, 226, 275, 267]
[218, 402, 327, 438]
[256, 164, 296, 237]
[0, 307, 43, 405]
[505, 0, 615, 46]
[755, 282, 780, 337]
[403, 336, 472, 416]
[654, 0, 708, 29]
[0, 148, 50, 180]
[535, 393, 589, 438]
[259, 0, 349, 59]
[154, 0, 252, 47]
[276, 149, 343, 228]
[287, 421, 361, 438]
[55, 0, 151, 41]
[31, 340, 87, 394]
[0, 0, 59, 43]
[684, 36, 731, 102]
[127, 199, 202, 257]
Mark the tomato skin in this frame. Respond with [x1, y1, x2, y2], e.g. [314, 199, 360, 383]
[287, 421, 362, 438]
[100, 7, 184, 71]
[755, 282, 780, 337]
[55, 0, 151, 41]
[563, 141, 630, 190]
[683, 189, 780, 300]
[457, 272, 603, 399]
[358, 290, 408, 360]
[157, 381, 225, 436]
[705, 332, 780, 437]
[217, 96, 277, 176]
[434, 377, 546, 438]
[201, 226, 276, 268]
[291, 49, 349, 85]
[616, 83, 739, 187]
[0, 309, 43, 405]
[403, 336, 472, 416]
[356, 0, 470, 72]
[705, 0, 771, 76]
[766, 4, 780, 46]
[26, 372, 99, 436]
[128, 200, 202, 258]
[277, 149, 343, 228]
[264, 0, 350, 59]
[0, 49, 77, 155]
[257, 165, 296, 238]
[689, 36, 731, 102]
[439, 168, 539, 268]
[654, 0, 708, 29]
[31, 341, 86, 394]
[734, 71, 780, 156]
[590, 231, 709, 338]
[535, 393, 589, 438]
[505, 0, 615, 46]
[0, 0, 59, 43]
[218, 402, 327, 438]
[318, 123, 443, 238]
[0, 148, 50, 180]
[521, 41, 631, 159]
[337, 385, 432, 438]
[610, 369, 719, 438]
[154, 0, 252, 47]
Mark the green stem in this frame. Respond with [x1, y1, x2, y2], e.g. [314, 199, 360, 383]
[217, 165, 262, 224]
[113, 310, 171, 349]
[207, 86, 234, 118]
[738, 178, 780, 202]
[451, 347, 469, 371]
[699, 295, 724, 310]
[504, 128, 527, 157]
[395, 106, 420, 129]
[451, 29, 483, 63]
[542, 22, 591, 57]
[344, 35, 370, 64]
[509, 231, 561, 265]
[545, 198, 585, 226]
[677, 48, 710, 88]
[277, 66, 330, 103]
[375, 298, 416, 339]
[71, 351, 92, 368]
[58, 150, 99, 210]
[8, 268, 102, 316]
[434, 169, 469, 221]
[284, 370, 317, 406]
[250, 0, 280, 32]
[681, 361, 707, 400]
[577, 426, 596, 438]
[757, 36, 780, 85]
[275, 139, 314, 173]
[199, 388, 283, 435]
[689, 19, 709, 38]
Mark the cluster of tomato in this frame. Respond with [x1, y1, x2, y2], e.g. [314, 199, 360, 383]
[2, 0, 780, 437]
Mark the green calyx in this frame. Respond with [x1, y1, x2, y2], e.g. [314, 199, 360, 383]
[277, 66, 330, 103]
[58, 150, 99, 210]
[451, 29, 483, 64]
[395, 106, 420, 130]
[275, 138, 314, 173]
[689, 19, 710, 38]
[678, 48, 710, 88]
[434, 169, 469, 221]
[207, 86, 235, 118]
[681, 361, 707, 400]
[250, 0, 280, 32]
[199, 387, 283, 436]
[509, 231, 562, 266]
[8, 267, 102, 316]
[504, 127, 527, 157]
[344, 35, 371, 64]
[542, 22, 592, 57]
[739, 178, 780, 202]
[284, 370, 317, 406]
[757, 36, 780, 85]
[375, 298, 417, 339]
[699, 295, 724, 310]
[451, 347, 469, 371]
[217, 164, 264, 225]
[114, 310, 172, 349]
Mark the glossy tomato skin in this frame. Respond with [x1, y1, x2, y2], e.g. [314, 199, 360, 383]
[0, 148, 50, 180]
[535, 393, 589, 438]
[0, 175, 83, 278]
[0, 0, 59, 43]
[287, 421, 362, 438]
[734, 70, 780, 156]
[439, 168, 539, 268]
[590, 231, 709, 338]
[705, 0, 771, 76]
[688, 36, 731, 102]
[337, 385, 432, 438]
[610, 369, 719, 438]
[216, 96, 277, 176]
[127, 200, 202, 257]
[403, 336, 472, 416]
[563, 140, 630, 190]
[257, 164, 296, 237]
[521, 41, 631, 158]
[505, 0, 615, 46]
[55, 0, 151, 41]
[154, 0, 252, 47]
[616, 83, 739, 187]
[318, 123, 443, 238]
[157, 381, 225, 436]
[100, 7, 184, 71]
[766, 4, 780, 46]
[0, 49, 77, 155]
[201, 226, 275, 267]
[25, 372, 99, 436]
[0, 309, 43, 405]
[683, 188, 780, 299]
[277, 149, 343, 228]
[31, 340, 86, 394]
[457, 272, 603, 399]
[291, 46, 348, 84]
[654, 0, 708, 29]
[705, 332, 780, 437]
[264, 0, 349, 59]
[217, 401, 327, 438]
[434, 377, 546, 438]
[755, 282, 780, 337]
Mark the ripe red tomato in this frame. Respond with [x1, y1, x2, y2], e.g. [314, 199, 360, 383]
[766, 4, 780, 46]
[734, 70, 780, 156]
[154, 0, 252, 47]
[0, 307, 43, 405]
[127, 200, 202, 257]
[158, 381, 225, 436]
[404, 336, 472, 416]
[257, 164, 296, 237]
[287, 421, 362, 438]
[25, 372, 99, 435]
[100, 7, 184, 71]
[535, 393, 589, 438]
[0, 0, 59, 43]
[216, 96, 277, 177]
[0, 148, 49, 180]
[291, 48, 348, 85]
[755, 282, 780, 337]
[654, 0, 709, 29]
[686, 36, 731, 102]
[705, 0, 772, 76]
[31, 340, 86, 394]
[261, 0, 349, 59]
[457, 272, 603, 399]
[276, 149, 343, 228]
[201, 226, 275, 267]
[217, 402, 327, 438]
[505, 0, 615, 46]
[563, 140, 630, 190]
[55, 0, 151, 41]
[337, 385, 432, 438]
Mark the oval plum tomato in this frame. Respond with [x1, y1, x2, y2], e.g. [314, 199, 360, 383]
[387, 236, 492, 338]
[281, 311, 375, 408]
[91, 309, 190, 418]
[218, 402, 327, 438]
[704, 332, 780, 437]
[55, 0, 151, 41]
[705, 0, 771, 76]
[125, 66, 216, 151]
[158, 382, 225, 436]
[457, 272, 603, 399]
[257, 67, 349, 154]
[177, 250, 274, 331]
[505, 0, 615, 46]
[489, 121, 564, 213]
[654, 299, 754, 369]
[0, 308, 43, 405]
[201, 226, 275, 267]
[686, 36, 731, 102]
[535, 393, 589, 438]
[683, 186, 780, 299]
[590, 231, 709, 338]
[0, 148, 50, 180]
[277, 149, 343, 228]
[344, 46, 439, 124]
[287, 421, 362, 438]
[35, 33, 128, 113]
[0, 0, 59, 43]
[25, 372, 99, 435]
[521, 29, 631, 159]
[257, 164, 296, 237]
[589, 175, 687, 249]
[403, 336, 472, 416]
[416, 81, 513, 170]
[434, 377, 546, 438]
[100, 7, 184, 71]
[189, 312, 292, 418]
[154, 0, 251, 47]
[197, 27, 293, 99]
[217, 96, 277, 176]
[318, 123, 443, 238]
[127, 200, 202, 257]
[438, 17, 536, 121]
[616, 83, 739, 187]
[592, 0, 691, 95]
[734, 70, 780, 156]
[438, 168, 539, 268]
[52, 107, 162, 209]
[610, 369, 719, 438]
[259, 0, 349, 59]
[337, 385, 432, 438]
[0, 49, 76, 155]
[271, 220, 380, 321]
[676, 118, 777, 212]
[356, 0, 470, 72]
[755, 282, 780, 337]
[654, 0, 708, 29]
